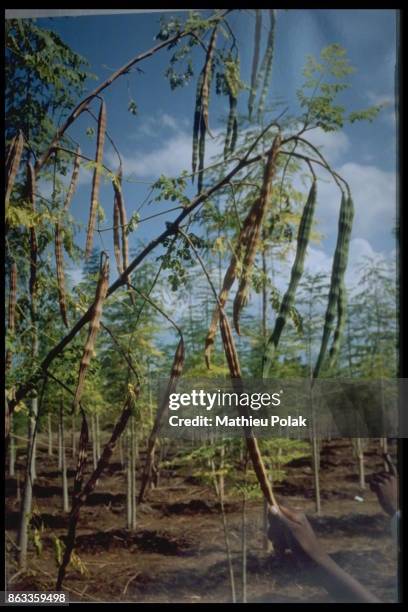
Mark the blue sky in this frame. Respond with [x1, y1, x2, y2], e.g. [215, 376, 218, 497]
[35, 9, 397, 293]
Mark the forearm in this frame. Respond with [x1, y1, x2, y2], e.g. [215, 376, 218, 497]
[315, 553, 380, 603]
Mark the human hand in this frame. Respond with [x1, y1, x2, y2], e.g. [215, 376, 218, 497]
[368, 453, 398, 517]
[268, 503, 380, 602]
[268, 504, 328, 565]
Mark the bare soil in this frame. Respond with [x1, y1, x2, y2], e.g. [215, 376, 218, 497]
[5, 438, 399, 603]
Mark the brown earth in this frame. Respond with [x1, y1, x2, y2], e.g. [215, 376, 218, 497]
[5, 438, 399, 603]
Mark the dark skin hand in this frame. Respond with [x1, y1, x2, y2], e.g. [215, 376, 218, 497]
[368, 453, 398, 517]
[268, 504, 380, 603]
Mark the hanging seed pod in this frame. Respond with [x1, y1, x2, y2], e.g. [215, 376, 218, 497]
[6, 134, 17, 169]
[6, 261, 17, 373]
[224, 93, 238, 160]
[192, 72, 204, 179]
[256, 9, 276, 122]
[73, 412, 89, 498]
[27, 163, 37, 300]
[233, 135, 281, 334]
[112, 188, 123, 276]
[263, 180, 317, 377]
[138, 338, 184, 503]
[73, 254, 110, 409]
[201, 27, 218, 138]
[63, 145, 81, 212]
[328, 281, 347, 368]
[220, 312, 241, 378]
[85, 100, 107, 259]
[192, 26, 218, 191]
[55, 223, 68, 327]
[197, 119, 207, 194]
[219, 310, 278, 507]
[224, 56, 241, 159]
[112, 167, 134, 303]
[313, 193, 354, 379]
[5, 131, 24, 211]
[248, 9, 262, 120]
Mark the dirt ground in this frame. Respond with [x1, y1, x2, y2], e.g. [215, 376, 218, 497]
[5, 437, 399, 603]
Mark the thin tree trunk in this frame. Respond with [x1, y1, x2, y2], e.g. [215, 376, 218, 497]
[131, 417, 137, 530]
[17, 405, 37, 567]
[126, 429, 132, 529]
[9, 414, 16, 477]
[60, 401, 69, 513]
[241, 450, 248, 604]
[355, 437, 366, 490]
[48, 413, 53, 456]
[58, 413, 63, 470]
[96, 413, 101, 460]
[212, 459, 236, 603]
[71, 413, 76, 459]
[16, 472, 21, 503]
[17, 318, 39, 568]
[312, 434, 321, 515]
[119, 434, 124, 469]
[219, 440, 225, 500]
[31, 398, 38, 481]
[92, 414, 97, 470]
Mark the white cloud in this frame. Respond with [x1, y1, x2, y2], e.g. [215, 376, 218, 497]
[341, 162, 396, 240]
[306, 128, 350, 164]
[312, 161, 396, 244]
[117, 128, 224, 180]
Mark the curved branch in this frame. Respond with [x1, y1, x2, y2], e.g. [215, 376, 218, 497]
[34, 10, 234, 175]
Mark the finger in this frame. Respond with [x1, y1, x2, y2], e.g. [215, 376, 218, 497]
[383, 453, 397, 476]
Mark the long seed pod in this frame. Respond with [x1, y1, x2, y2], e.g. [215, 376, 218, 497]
[6, 261, 17, 372]
[112, 168, 134, 302]
[112, 188, 123, 276]
[73, 412, 89, 499]
[201, 26, 218, 138]
[328, 280, 347, 368]
[192, 26, 218, 192]
[138, 338, 185, 503]
[224, 94, 237, 159]
[5, 131, 24, 211]
[6, 134, 17, 169]
[224, 56, 241, 159]
[192, 72, 204, 179]
[197, 117, 207, 194]
[27, 163, 37, 300]
[63, 145, 81, 212]
[313, 193, 354, 379]
[256, 10, 276, 122]
[219, 311, 278, 507]
[73, 253, 110, 409]
[248, 9, 262, 120]
[263, 179, 317, 377]
[85, 100, 107, 259]
[55, 223, 68, 327]
[233, 134, 281, 334]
